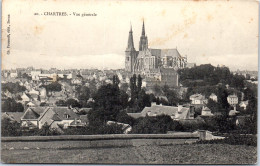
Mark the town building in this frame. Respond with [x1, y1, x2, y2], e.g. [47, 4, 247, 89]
[201, 106, 213, 116]
[127, 104, 194, 120]
[227, 94, 238, 106]
[209, 93, 218, 102]
[189, 94, 208, 105]
[239, 100, 249, 110]
[20, 107, 85, 130]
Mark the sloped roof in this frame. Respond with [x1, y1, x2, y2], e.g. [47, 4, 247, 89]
[149, 48, 181, 58]
[190, 94, 206, 100]
[107, 121, 131, 131]
[228, 95, 238, 98]
[51, 114, 62, 121]
[127, 113, 142, 119]
[229, 109, 239, 116]
[202, 107, 211, 111]
[79, 115, 89, 124]
[51, 107, 79, 120]
[140, 105, 190, 120]
[2, 112, 24, 123]
[30, 94, 39, 99]
[22, 107, 46, 120]
[210, 93, 217, 97]
[240, 101, 249, 105]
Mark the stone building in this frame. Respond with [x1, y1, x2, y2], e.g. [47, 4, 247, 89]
[125, 21, 187, 87]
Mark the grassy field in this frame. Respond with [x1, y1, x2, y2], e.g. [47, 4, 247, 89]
[1, 144, 257, 164]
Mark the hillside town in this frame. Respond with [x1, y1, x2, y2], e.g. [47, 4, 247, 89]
[1, 21, 258, 138]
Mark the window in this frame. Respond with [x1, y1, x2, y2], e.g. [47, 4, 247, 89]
[64, 114, 70, 119]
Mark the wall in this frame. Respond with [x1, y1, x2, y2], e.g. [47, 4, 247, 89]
[2, 134, 200, 150]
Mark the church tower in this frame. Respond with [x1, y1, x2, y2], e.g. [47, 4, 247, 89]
[139, 20, 148, 51]
[125, 25, 137, 72]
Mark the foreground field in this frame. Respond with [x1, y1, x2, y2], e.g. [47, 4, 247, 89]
[1, 144, 256, 164]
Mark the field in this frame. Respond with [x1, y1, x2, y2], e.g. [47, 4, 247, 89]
[1, 144, 257, 164]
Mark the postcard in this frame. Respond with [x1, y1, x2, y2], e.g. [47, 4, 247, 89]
[1, 0, 258, 164]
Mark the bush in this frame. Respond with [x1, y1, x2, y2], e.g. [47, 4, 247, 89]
[131, 115, 175, 134]
[2, 98, 24, 112]
[1, 118, 22, 136]
[63, 124, 124, 135]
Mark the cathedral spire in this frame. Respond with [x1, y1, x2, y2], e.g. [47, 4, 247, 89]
[139, 20, 148, 51]
[126, 23, 135, 51]
[142, 20, 145, 36]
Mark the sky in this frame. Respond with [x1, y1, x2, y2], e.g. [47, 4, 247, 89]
[2, 0, 259, 71]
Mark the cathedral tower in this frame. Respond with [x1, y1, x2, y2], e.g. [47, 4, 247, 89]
[125, 25, 137, 72]
[139, 20, 148, 51]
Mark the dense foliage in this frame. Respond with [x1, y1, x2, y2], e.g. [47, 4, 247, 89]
[41, 82, 62, 92]
[2, 98, 24, 112]
[131, 115, 178, 134]
[2, 82, 26, 94]
[1, 118, 22, 136]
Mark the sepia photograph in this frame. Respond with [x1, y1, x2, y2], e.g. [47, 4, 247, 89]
[1, 0, 258, 164]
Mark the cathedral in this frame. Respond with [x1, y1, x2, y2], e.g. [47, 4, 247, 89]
[125, 21, 188, 87]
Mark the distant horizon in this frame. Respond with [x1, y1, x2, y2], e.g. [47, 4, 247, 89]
[3, 63, 258, 72]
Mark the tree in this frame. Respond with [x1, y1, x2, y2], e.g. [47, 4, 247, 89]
[36, 123, 60, 136]
[135, 89, 151, 111]
[112, 75, 120, 86]
[90, 84, 124, 123]
[21, 73, 32, 80]
[1, 118, 21, 136]
[153, 84, 162, 96]
[216, 85, 230, 113]
[130, 74, 138, 102]
[206, 98, 221, 113]
[77, 86, 90, 102]
[2, 82, 26, 94]
[41, 82, 62, 94]
[137, 75, 142, 92]
[66, 98, 82, 108]
[2, 98, 24, 112]
[131, 115, 175, 134]
[116, 110, 135, 126]
[120, 83, 129, 92]
[119, 90, 129, 109]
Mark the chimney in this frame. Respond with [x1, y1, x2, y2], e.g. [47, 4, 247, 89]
[151, 102, 156, 106]
[178, 105, 183, 112]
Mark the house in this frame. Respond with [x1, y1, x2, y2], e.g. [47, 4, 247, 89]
[2, 112, 24, 123]
[190, 94, 208, 105]
[21, 93, 31, 102]
[127, 104, 194, 120]
[10, 70, 18, 78]
[229, 107, 239, 116]
[26, 101, 41, 107]
[209, 93, 218, 102]
[201, 106, 213, 116]
[239, 101, 249, 110]
[29, 88, 40, 95]
[79, 115, 89, 126]
[227, 94, 238, 106]
[4, 90, 13, 98]
[31, 70, 42, 81]
[21, 107, 80, 129]
[30, 94, 40, 101]
[71, 77, 83, 85]
[235, 115, 251, 126]
[106, 121, 132, 134]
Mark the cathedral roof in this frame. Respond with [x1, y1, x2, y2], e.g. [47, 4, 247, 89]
[148, 48, 182, 58]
